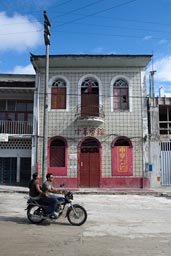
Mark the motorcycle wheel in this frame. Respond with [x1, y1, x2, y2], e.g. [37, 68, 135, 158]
[27, 205, 45, 224]
[67, 205, 87, 226]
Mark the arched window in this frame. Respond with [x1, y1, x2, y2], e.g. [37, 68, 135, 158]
[51, 79, 66, 109]
[113, 79, 129, 110]
[81, 138, 99, 153]
[81, 78, 99, 116]
[81, 79, 98, 94]
[114, 138, 130, 146]
[50, 139, 65, 167]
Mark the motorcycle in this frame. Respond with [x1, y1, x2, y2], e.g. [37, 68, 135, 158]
[26, 189, 87, 226]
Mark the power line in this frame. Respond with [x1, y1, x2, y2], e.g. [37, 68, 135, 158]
[51, 0, 106, 20]
[0, 29, 42, 36]
[91, 15, 171, 28]
[53, 29, 171, 41]
[0, 20, 170, 38]
[54, 0, 138, 28]
[62, 21, 171, 35]
[1, 0, 171, 39]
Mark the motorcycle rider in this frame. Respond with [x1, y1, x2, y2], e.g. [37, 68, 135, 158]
[42, 173, 62, 211]
[29, 172, 58, 218]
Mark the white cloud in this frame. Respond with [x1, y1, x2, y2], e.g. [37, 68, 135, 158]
[0, 12, 43, 52]
[143, 35, 152, 41]
[153, 55, 171, 82]
[9, 64, 35, 74]
[147, 55, 171, 95]
[158, 39, 168, 45]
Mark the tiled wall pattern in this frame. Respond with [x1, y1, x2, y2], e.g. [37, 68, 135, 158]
[37, 68, 145, 178]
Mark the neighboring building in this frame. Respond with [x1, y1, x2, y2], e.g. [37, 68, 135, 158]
[148, 95, 171, 187]
[31, 54, 152, 188]
[159, 87, 171, 97]
[0, 74, 35, 186]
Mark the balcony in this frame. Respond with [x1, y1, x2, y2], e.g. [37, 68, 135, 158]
[75, 104, 105, 126]
[0, 120, 33, 135]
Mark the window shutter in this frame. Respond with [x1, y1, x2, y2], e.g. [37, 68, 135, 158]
[51, 88, 58, 109]
[51, 87, 66, 109]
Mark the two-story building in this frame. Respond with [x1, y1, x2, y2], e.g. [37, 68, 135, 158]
[0, 74, 35, 186]
[31, 54, 152, 188]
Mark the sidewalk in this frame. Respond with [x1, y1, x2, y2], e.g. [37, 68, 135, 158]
[1, 184, 171, 196]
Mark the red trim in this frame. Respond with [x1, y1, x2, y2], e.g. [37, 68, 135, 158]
[50, 177, 78, 188]
[50, 177, 150, 188]
[111, 136, 133, 148]
[36, 162, 39, 173]
[48, 136, 68, 176]
[101, 177, 150, 188]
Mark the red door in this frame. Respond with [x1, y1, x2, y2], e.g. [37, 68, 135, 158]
[79, 138, 100, 187]
[112, 137, 133, 176]
[80, 152, 89, 187]
[81, 94, 99, 116]
[80, 151, 99, 187]
[89, 152, 99, 187]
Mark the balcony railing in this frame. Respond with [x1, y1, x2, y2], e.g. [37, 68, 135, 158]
[75, 104, 105, 126]
[0, 120, 33, 135]
[159, 121, 171, 135]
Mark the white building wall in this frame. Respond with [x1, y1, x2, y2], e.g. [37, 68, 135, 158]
[37, 67, 145, 178]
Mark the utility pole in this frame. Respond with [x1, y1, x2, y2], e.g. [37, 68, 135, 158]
[149, 70, 156, 97]
[42, 10, 51, 183]
[149, 56, 156, 98]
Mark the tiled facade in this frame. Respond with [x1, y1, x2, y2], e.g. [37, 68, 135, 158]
[32, 54, 152, 188]
[0, 74, 35, 186]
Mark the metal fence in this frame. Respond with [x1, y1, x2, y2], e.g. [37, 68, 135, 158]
[0, 120, 33, 134]
[161, 141, 171, 185]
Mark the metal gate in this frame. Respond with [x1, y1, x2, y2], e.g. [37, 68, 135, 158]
[161, 141, 171, 185]
[20, 158, 31, 186]
[0, 158, 17, 185]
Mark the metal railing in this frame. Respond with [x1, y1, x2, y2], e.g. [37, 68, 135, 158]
[161, 141, 171, 185]
[75, 104, 105, 119]
[0, 120, 33, 134]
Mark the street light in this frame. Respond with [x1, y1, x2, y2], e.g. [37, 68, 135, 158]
[42, 10, 51, 182]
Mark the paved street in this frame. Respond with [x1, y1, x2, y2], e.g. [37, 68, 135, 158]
[0, 192, 171, 255]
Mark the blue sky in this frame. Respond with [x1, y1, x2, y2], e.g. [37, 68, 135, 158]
[1, 0, 171, 95]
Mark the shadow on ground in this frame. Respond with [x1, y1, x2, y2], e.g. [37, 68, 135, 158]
[0, 215, 71, 226]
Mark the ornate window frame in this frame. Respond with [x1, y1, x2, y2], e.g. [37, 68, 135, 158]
[48, 75, 70, 111]
[48, 136, 68, 176]
[78, 74, 102, 106]
[110, 75, 132, 112]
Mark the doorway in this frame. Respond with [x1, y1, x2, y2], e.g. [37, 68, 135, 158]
[0, 158, 17, 185]
[81, 79, 99, 117]
[79, 138, 100, 187]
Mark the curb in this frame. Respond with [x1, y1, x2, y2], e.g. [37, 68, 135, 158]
[0, 186, 170, 197]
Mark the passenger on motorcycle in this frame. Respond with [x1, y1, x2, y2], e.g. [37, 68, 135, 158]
[42, 173, 62, 211]
[29, 172, 58, 218]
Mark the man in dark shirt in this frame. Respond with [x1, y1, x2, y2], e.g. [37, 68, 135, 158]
[29, 173, 58, 218]
[29, 173, 43, 200]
